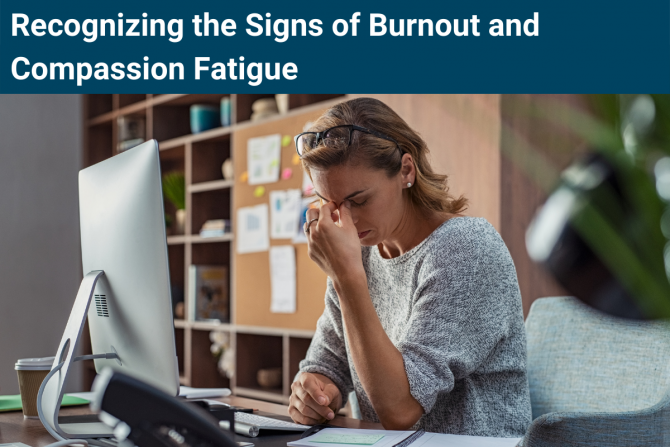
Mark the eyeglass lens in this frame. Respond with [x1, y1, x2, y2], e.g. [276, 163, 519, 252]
[321, 127, 351, 149]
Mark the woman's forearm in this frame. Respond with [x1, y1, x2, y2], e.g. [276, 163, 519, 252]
[333, 273, 424, 429]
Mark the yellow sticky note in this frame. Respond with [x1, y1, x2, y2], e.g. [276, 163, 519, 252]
[254, 186, 266, 198]
[282, 135, 292, 147]
[292, 154, 301, 165]
[241, 171, 249, 182]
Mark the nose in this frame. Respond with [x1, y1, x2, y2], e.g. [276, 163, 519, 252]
[350, 208, 359, 225]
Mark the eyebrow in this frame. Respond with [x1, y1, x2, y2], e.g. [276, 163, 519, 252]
[314, 189, 368, 202]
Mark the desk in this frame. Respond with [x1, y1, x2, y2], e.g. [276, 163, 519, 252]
[0, 395, 383, 447]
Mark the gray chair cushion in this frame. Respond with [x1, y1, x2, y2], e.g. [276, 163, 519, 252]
[523, 296, 670, 446]
[526, 297, 670, 418]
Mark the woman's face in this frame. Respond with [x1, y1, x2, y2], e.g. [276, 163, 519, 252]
[310, 163, 408, 246]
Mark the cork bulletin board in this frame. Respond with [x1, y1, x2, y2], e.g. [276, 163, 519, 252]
[233, 106, 334, 330]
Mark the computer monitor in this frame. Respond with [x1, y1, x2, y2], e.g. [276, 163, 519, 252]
[39, 140, 179, 439]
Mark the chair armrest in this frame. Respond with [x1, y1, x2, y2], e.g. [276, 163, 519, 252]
[521, 399, 670, 447]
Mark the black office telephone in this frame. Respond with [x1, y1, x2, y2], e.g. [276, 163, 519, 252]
[91, 369, 237, 447]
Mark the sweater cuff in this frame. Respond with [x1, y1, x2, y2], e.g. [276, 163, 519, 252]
[400, 349, 441, 414]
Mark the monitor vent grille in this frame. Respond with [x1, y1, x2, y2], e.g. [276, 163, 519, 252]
[95, 295, 109, 317]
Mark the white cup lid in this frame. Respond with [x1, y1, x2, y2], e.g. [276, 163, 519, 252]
[15, 356, 55, 370]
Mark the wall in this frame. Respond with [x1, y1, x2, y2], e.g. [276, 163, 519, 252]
[0, 95, 83, 394]
[348, 94, 502, 228]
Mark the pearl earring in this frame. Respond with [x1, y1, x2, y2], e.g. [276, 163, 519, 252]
[407, 182, 412, 188]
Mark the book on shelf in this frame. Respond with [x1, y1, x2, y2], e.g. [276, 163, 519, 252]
[188, 265, 229, 323]
[199, 219, 232, 238]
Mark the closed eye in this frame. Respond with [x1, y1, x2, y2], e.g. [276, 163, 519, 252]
[349, 199, 368, 207]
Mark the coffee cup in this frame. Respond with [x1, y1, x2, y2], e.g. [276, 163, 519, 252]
[15, 356, 54, 418]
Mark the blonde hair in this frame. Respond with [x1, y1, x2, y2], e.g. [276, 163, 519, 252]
[300, 97, 467, 215]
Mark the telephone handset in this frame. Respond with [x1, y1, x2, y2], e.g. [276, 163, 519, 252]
[91, 368, 237, 447]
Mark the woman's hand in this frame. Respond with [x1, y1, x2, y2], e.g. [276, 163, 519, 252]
[289, 372, 342, 425]
[305, 201, 365, 284]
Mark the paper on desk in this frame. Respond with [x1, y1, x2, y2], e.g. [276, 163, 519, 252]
[179, 386, 231, 399]
[289, 428, 522, 447]
[248, 134, 281, 185]
[237, 204, 270, 254]
[411, 432, 521, 447]
[270, 189, 302, 239]
[288, 428, 414, 447]
[270, 245, 296, 313]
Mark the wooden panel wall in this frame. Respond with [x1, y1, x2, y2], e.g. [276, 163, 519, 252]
[348, 94, 502, 229]
[500, 95, 586, 315]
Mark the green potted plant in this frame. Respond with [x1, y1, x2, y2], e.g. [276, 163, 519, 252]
[162, 172, 186, 235]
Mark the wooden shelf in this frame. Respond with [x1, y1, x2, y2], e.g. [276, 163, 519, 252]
[191, 234, 234, 244]
[82, 93, 345, 401]
[234, 386, 288, 404]
[173, 321, 315, 338]
[167, 235, 188, 245]
[189, 179, 234, 193]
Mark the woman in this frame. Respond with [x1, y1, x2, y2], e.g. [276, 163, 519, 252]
[288, 97, 531, 437]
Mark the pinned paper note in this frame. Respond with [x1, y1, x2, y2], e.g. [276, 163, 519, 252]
[247, 134, 281, 185]
[282, 135, 293, 147]
[282, 168, 293, 180]
[270, 246, 296, 313]
[254, 186, 266, 198]
[312, 434, 385, 445]
[293, 197, 318, 244]
[270, 189, 302, 239]
[237, 204, 269, 254]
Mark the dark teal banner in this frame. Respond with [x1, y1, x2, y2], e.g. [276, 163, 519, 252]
[1, 0, 669, 92]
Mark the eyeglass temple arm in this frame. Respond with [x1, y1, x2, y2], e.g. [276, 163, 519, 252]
[354, 126, 402, 151]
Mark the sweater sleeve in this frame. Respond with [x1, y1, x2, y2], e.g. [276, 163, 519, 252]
[396, 223, 520, 414]
[298, 278, 354, 408]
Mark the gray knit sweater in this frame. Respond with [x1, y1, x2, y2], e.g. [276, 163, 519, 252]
[298, 217, 532, 437]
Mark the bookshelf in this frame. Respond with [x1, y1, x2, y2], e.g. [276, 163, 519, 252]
[83, 93, 343, 404]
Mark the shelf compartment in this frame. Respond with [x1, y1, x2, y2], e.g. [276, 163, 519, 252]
[160, 146, 186, 237]
[87, 94, 113, 119]
[175, 328, 185, 376]
[153, 105, 192, 142]
[233, 386, 288, 404]
[191, 241, 231, 266]
[236, 333, 283, 391]
[153, 94, 231, 142]
[86, 122, 113, 167]
[235, 94, 277, 123]
[191, 189, 231, 236]
[191, 329, 231, 388]
[288, 337, 313, 385]
[192, 137, 231, 184]
[168, 244, 185, 318]
[119, 94, 148, 108]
